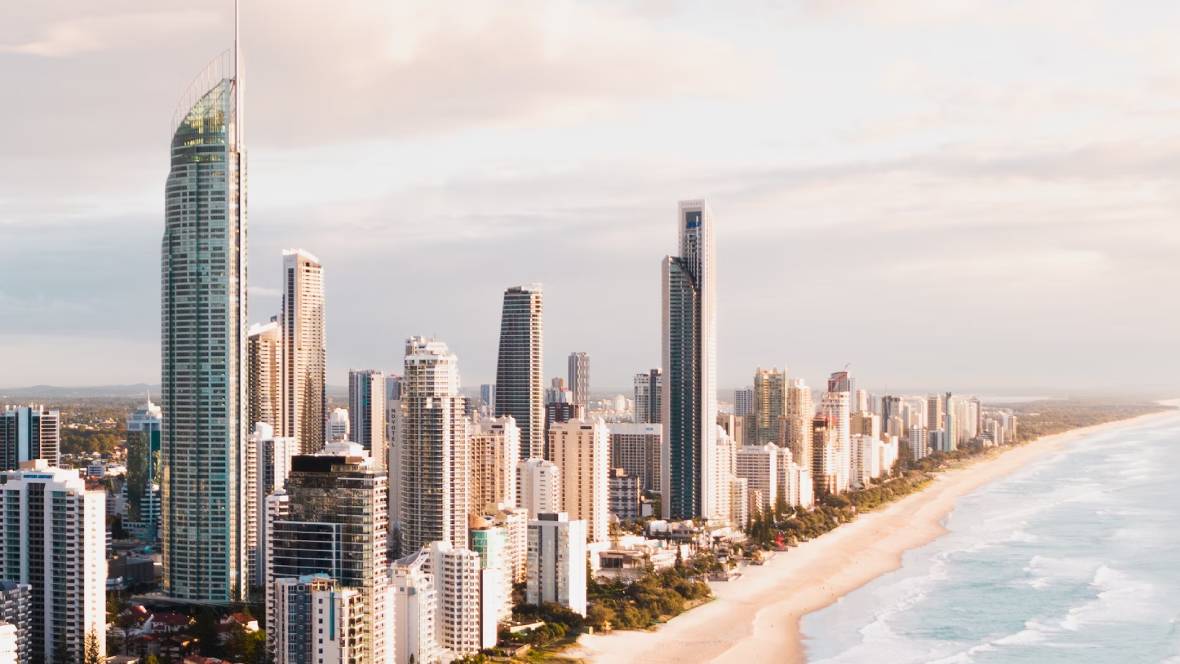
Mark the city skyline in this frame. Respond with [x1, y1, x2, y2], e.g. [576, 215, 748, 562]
[4, 2, 1180, 393]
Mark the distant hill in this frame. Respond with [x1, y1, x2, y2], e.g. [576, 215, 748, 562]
[0, 384, 160, 399]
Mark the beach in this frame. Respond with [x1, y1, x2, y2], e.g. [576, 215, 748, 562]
[571, 409, 1175, 664]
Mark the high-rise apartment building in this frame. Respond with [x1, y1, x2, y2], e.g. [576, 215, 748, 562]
[161, 38, 247, 602]
[399, 337, 470, 554]
[0, 580, 30, 664]
[784, 379, 813, 468]
[607, 422, 662, 493]
[733, 387, 755, 418]
[470, 416, 521, 513]
[811, 414, 839, 496]
[479, 384, 495, 414]
[527, 513, 587, 616]
[735, 444, 778, 512]
[469, 519, 511, 647]
[281, 249, 326, 453]
[425, 541, 483, 658]
[632, 369, 662, 424]
[567, 352, 590, 410]
[517, 458, 562, 519]
[495, 284, 544, 460]
[753, 368, 786, 446]
[246, 422, 296, 588]
[548, 419, 610, 544]
[125, 399, 162, 541]
[348, 369, 387, 469]
[927, 394, 944, 432]
[661, 200, 718, 520]
[266, 443, 389, 663]
[0, 464, 106, 662]
[0, 405, 60, 471]
[392, 549, 442, 664]
[247, 319, 283, 432]
[271, 574, 364, 664]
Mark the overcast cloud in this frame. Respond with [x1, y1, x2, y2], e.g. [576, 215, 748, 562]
[2, 0, 1179, 395]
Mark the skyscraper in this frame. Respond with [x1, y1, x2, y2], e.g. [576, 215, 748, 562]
[125, 399, 162, 541]
[661, 200, 718, 520]
[348, 369, 387, 469]
[548, 418, 610, 544]
[0, 405, 60, 471]
[266, 442, 389, 663]
[632, 369, 662, 424]
[495, 284, 544, 460]
[246, 422, 296, 589]
[281, 249, 326, 453]
[752, 368, 786, 446]
[567, 352, 590, 409]
[247, 319, 282, 432]
[733, 388, 755, 418]
[399, 337, 470, 554]
[784, 379, 813, 469]
[469, 416, 521, 513]
[0, 464, 106, 662]
[161, 28, 247, 602]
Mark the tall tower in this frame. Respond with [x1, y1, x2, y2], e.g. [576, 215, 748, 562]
[281, 249, 326, 453]
[348, 369, 387, 469]
[661, 200, 718, 520]
[247, 319, 282, 432]
[125, 399, 162, 541]
[494, 285, 544, 460]
[752, 368, 786, 445]
[0, 405, 60, 471]
[160, 12, 247, 601]
[399, 337, 470, 554]
[567, 352, 590, 410]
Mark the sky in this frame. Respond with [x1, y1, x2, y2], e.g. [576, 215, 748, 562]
[2, 0, 1179, 395]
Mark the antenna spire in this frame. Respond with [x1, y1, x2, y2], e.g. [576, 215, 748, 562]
[234, 0, 240, 80]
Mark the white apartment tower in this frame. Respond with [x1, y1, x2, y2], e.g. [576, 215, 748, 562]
[392, 550, 442, 664]
[517, 458, 562, 519]
[526, 513, 587, 616]
[282, 249, 327, 453]
[548, 418, 610, 544]
[426, 542, 483, 659]
[735, 444, 778, 512]
[400, 337, 470, 553]
[0, 463, 106, 663]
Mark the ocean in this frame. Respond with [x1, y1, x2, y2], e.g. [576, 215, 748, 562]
[801, 411, 1180, 663]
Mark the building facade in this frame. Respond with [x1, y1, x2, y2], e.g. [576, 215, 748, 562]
[548, 419, 610, 544]
[124, 399, 162, 541]
[661, 200, 718, 520]
[0, 406, 60, 471]
[469, 416, 520, 513]
[348, 369, 387, 469]
[495, 284, 545, 460]
[0, 464, 106, 663]
[526, 513, 587, 616]
[567, 352, 590, 410]
[247, 319, 283, 433]
[161, 46, 248, 602]
[281, 249, 326, 453]
[399, 337, 470, 554]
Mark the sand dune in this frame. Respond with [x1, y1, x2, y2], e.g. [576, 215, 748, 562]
[571, 409, 1175, 663]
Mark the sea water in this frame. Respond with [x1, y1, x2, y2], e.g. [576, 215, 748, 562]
[801, 411, 1180, 663]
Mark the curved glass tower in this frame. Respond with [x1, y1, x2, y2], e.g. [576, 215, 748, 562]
[160, 44, 248, 602]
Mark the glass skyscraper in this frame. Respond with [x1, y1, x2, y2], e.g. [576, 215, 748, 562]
[661, 200, 718, 520]
[495, 284, 545, 460]
[160, 38, 248, 601]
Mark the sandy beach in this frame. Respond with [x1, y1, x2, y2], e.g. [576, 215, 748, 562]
[570, 408, 1177, 664]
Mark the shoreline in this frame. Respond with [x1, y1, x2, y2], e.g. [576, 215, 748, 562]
[570, 407, 1177, 663]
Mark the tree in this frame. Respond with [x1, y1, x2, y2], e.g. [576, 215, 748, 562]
[83, 628, 103, 664]
[195, 607, 223, 656]
[144, 656, 161, 664]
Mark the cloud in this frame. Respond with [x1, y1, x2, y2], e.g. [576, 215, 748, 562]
[0, 10, 220, 58]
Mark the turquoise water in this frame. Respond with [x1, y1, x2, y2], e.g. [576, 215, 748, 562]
[802, 412, 1180, 663]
